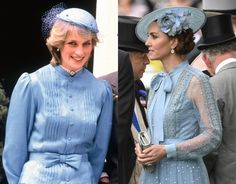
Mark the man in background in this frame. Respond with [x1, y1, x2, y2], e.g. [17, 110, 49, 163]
[198, 13, 236, 184]
[118, 15, 150, 184]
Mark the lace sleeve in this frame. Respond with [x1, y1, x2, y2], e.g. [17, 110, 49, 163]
[176, 75, 222, 159]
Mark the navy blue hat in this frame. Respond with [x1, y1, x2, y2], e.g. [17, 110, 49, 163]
[118, 16, 148, 53]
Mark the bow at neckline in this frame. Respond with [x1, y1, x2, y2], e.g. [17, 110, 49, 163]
[152, 72, 173, 93]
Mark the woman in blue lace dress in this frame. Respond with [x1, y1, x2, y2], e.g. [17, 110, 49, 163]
[2, 4, 113, 184]
[134, 7, 222, 184]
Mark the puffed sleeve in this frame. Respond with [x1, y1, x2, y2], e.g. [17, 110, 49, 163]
[174, 75, 222, 159]
[88, 80, 113, 183]
[2, 72, 36, 184]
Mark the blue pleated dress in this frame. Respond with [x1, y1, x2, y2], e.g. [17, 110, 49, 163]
[3, 64, 113, 184]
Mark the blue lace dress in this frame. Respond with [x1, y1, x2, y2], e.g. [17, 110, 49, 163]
[3, 64, 113, 184]
[139, 61, 222, 184]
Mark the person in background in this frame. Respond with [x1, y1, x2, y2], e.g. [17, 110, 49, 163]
[202, 0, 236, 33]
[99, 48, 136, 184]
[118, 49, 135, 184]
[118, 0, 150, 17]
[197, 14, 236, 184]
[190, 0, 236, 74]
[118, 15, 150, 184]
[135, 6, 222, 184]
[2, 3, 113, 184]
[98, 71, 118, 184]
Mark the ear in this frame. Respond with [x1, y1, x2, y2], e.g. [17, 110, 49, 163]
[201, 53, 212, 69]
[170, 37, 178, 49]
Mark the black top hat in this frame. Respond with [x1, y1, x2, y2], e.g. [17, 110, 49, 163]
[197, 14, 236, 50]
[203, 0, 236, 15]
[118, 16, 148, 53]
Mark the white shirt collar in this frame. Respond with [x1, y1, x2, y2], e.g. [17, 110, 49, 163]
[215, 58, 236, 74]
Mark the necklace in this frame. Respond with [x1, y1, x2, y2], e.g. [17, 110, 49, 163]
[60, 65, 82, 76]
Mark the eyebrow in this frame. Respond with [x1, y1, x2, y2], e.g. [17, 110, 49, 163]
[66, 39, 92, 43]
[148, 32, 158, 36]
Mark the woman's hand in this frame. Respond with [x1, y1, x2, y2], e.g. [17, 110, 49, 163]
[135, 143, 167, 166]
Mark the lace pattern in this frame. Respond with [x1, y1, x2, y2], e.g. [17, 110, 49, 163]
[147, 65, 222, 158]
[163, 66, 222, 159]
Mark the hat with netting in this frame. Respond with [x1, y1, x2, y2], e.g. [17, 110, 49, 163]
[57, 8, 98, 33]
[135, 6, 206, 42]
[41, 2, 98, 40]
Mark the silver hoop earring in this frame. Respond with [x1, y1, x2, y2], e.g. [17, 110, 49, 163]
[171, 48, 175, 54]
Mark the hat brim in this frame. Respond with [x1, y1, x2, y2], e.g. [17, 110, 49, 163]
[119, 44, 148, 53]
[204, 9, 236, 16]
[136, 6, 206, 42]
[197, 37, 236, 50]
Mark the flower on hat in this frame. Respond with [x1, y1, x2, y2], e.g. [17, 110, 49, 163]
[158, 9, 191, 36]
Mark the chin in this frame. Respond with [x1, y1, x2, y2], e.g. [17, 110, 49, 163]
[147, 53, 156, 60]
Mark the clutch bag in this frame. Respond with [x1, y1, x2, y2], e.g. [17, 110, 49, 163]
[138, 131, 155, 173]
[138, 131, 152, 150]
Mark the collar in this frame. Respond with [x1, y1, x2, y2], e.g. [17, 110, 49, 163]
[215, 58, 236, 74]
[151, 61, 188, 92]
[60, 65, 82, 76]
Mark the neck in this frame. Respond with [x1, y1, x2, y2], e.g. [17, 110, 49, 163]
[161, 54, 185, 73]
[60, 65, 82, 76]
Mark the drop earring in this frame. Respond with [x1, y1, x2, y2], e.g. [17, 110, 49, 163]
[171, 48, 175, 54]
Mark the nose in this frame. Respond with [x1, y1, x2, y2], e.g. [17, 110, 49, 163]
[145, 37, 151, 47]
[142, 53, 150, 65]
[75, 46, 85, 57]
[144, 58, 150, 65]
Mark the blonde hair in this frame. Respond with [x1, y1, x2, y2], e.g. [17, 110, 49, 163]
[46, 20, 99, 65]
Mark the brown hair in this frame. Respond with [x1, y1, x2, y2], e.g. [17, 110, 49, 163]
[174, 29, 195, 55]
[46, 20, 99, 65]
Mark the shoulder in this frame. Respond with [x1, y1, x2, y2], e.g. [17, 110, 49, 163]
[27, 64, 52, 79]
[98, 72, 117, 86]
[11, 72, 34, 99]
[185, 65, 210, 84]
[83, 69, 113, 94]
[15, 72, 33, 89]
[98, 72, 118, 95]
[186, 65, 209, 79]
[118, 49, 133, 80]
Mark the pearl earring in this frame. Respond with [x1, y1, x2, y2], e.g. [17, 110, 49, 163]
[171, 48, 175, 54]
[57, 48, 60, 52]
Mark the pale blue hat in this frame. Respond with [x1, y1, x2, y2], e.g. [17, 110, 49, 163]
[57, 8, 99, 33]
[41, 3, 98, 40]
[135, 6, 206, 42]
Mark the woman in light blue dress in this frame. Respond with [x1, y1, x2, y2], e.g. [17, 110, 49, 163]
[134, 7, 222, 184]
[2, 3, 113, 184]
